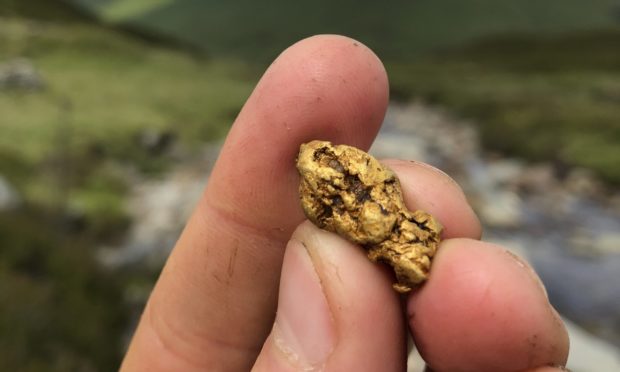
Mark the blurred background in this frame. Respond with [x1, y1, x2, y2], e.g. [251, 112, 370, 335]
[1, 1, 619, 371]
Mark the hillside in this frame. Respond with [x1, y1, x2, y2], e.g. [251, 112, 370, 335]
[0, 1, 253, 369]
[72, 0, 620, 61]
[68, 0, 620, 185]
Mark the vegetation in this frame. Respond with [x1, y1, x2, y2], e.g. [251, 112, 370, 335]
[2, 0, 619, 370]
[0, 209, 128, 372]
[1, 5, 254, 220]
[389, 31, 620, 184]
[0, 0, 253, 369]
[71, 0, 620, 184]
[73, 0, 619, 62]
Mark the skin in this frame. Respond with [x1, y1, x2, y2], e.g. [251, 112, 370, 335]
[120, 35, 569, 371]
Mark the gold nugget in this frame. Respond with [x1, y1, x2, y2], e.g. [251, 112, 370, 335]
[296, 140, 442, 293]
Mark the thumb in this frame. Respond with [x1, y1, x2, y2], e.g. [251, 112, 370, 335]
[253, 221, 407, 371]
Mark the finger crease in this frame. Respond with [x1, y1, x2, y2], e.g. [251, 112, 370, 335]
[147, 299, 260, 369]
[201, 194, 292, 244]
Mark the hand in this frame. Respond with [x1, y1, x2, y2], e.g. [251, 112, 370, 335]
[120, 35, 569, 372]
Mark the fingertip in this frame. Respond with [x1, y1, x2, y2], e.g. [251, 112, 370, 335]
[254, 34, 389, 149]
[296, 222, 406, 370]
[208, 34, 389, 229]
[254, 222, 406, 371]
[265, 35, 389, 120]
[383, 159, 482, 239]
[408, 239, 569, 372]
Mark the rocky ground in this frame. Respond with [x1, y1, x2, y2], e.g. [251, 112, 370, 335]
[102, 103, 620, 371]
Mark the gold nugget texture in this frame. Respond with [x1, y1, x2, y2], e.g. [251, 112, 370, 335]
[296, 140, 442, 293]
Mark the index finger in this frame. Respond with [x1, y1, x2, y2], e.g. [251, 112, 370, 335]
[121, 35, 389, 371]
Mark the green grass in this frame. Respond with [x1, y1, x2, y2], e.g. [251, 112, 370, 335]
[0, 208, 132, 372]
[388, 30, 620, 184]
[72, 0, 620, 62]
[0, 7, 255, 369]
[0, 16, 254, 218]
[98, 0, 175, 21]
[0, 0, 88, 21]
[69, 0, 620, 184]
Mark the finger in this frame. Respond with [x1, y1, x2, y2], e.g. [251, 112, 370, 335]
[121, 35, 389, 371]
[408, 239, 569, 372]
[253, 222, 406, 371]
[252, 159, 483, 372]
[383, 159, 482, 239]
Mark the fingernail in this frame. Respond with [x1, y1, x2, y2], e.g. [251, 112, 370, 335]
[273, 240, 335, 369]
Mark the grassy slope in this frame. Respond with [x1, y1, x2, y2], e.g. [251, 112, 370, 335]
[0, 0, 87, 20]
[0, 1, 254, 370]
[1, 14, 253, 215]
[0, 210, 129, 372]
[90, 0, 619, 61]
[388, 31, 620, 183]
[94, 0, 619, 185]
